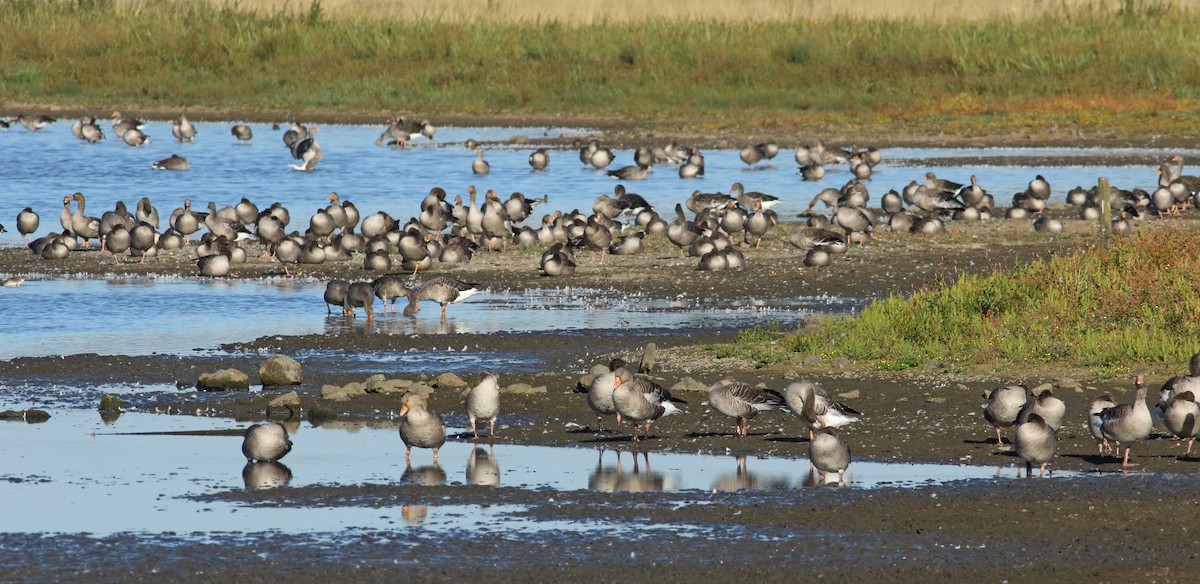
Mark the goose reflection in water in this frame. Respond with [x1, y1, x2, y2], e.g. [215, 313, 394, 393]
[402, 460, 447, 486]
[323, 313, 473, 336]
[401, 505, 429, 525]
[588, 448, 665, 493]
[242, 461, 292, 490]
[799, 466, 848, 488]
[711, 455, 791, 492]
[466, 445, 500, 486]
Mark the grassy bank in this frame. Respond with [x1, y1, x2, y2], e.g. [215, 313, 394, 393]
[3, 0, 1200, 137]
[714, 223, 1200, 376]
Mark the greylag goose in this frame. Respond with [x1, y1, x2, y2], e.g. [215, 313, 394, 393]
[75, 116, 104, 142]
[708, 377, 786, 437]
[788, 225, 844, 251]
[16, 207, 38, 244]
[374, 116, 406, 146]
[323, 279, 350, 314]
[528, 147, 550, 171]
[1014, 414, 1056, 477]
[231, 123, 253, 143]
[786, 379, 861, 438]
[1162, 391, 1200, 456]
[171, 115, 197, 142]
[398, 392, 447, 462]
[1027, 174, 1051, 200]
[135, 197, 160, 228]
[609, 231, 645, 256]
[66, 192, 101, 248]
[1088, 393, 1117, 455]
[809, 427, 850, 482]
[16, 114, 55, 131]
[1015, 389, 1066, 430]
[983, 385, 1026, 445]
[465, 373, 501, 438]
[744, 203, 778, 248]
[607, 163, 650, 180]
[685, 190, 733, 214]
[540, 242, 576, 276]
[729, 182, 779, 210]
[110, 111, 143, 137]
[678, 148, 704, 178]
[1094, 376, 1152, 467]
[282, 121, 306, 147]
[415, 119, 435, 142]
[578, 139, 599, 166]
[588, 145, 615, 169]
[583, 215, 612, 263]
[613, 375, 684, 440]
[756, 142, 779, 162]
[242, 422, 293, 463]
[129, 222, 157, 263]
[289, 127, 322, 171]
[480, 190, 512, 249]
[197, 247, 234, 277]
[362, 250, 390, 272]
[587, 368, 627, 429]
[104, 224, 131, 263]
[739, 145, 762, 168]
[156, 228, 184, 251]
[344, 281, 375, 320]
[471, 146, 490, 175]
[401, 276, 481, 318]
[151, 154, 189, 170]
[800, 163, 825, 181]
[121, 127, 150, 147]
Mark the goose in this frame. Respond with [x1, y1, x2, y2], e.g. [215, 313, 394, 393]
[205, 201, 242, 241]
[275, 238, 301, 274]
[343, 281, 375, 320]
[607, 163, 650, 180]
[1095, 375, 1152, 468]
[16, 207, 38, 244]
[685, 190, 733, 214]
[983, 385, 1026, 445]
[465, 373, 501, 438]
[578, 139, 599, 166]
[307, 207, 336, 242]
[788, 225, 844, 251]
[282, 121, 306, 147]
[503, 192, 546, 226]
[786, 379, 861, 438]
[110, 111, 143, 137]
[800, 163, 825, 181]
[1014, 414, 1056, 477]
[156, 228, 184, 251]
[171, 115, 196, 142]
[804, 187, 841, 215]
[804, 247, 832, 267]
[809, 427, 851, 482]
[151, 154, 189, 170]
[588, 145, 615, 169]
[66, 192, 101, 248]
[739, 145, 762, 168]
[582, 215, 612, 263]
[678, 148, 704, 178]
[528, 147, 550, 171]
[135, 197, 160, 229]
[323, 279, 350, 314]
[471, 146, 490, 175]
[587, 368, 627, 429]
[755, 142, 779, 162]
[464, 186, 484, 239]
[1027, 174, 1052, 200]
[298, 240, 326, 264]
[1162, 391, 1200, 456]
[729, 182, 779, 211]
[16, 114, 55, 131]
[397, 228, 430, 274]
[289, 127, 322, 171]
[540, 242, 576, 276]
[480, 190, 512, 249]
[129, 222, 157, 263]
[613, 375, 684, 441]
[708, 377, 787, 437]
[231, 123, 253, 143]
[197, 247, 233, 277]
[242, 422, 293, 463]
[909, 184, 965, 216]
[415, 119, 436, 142]
[75, 116, 104, 142]
[374, 116, 407, 146]
[1015, 388, 1066, 430]
[121, 128, 150, 147]
[719, 202, 748, 237]
[439, 237, 476, 264]
[1088, 394, 1117, 455]
[398, 392, 447, 463]
[401, 276, 481, 318]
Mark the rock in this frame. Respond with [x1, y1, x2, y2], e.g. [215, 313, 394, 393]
[308, 405, 338, 424]
[802, 355, 824, 366]
[921, 359, 942, 371]
[0, 410, 26, 421]
[367, 377, 413, 394]
[638, 343, 657, 373]
[434, 372, 468, 388]
[502, 383, 546, 395]
[98, 393, 124, 412]
[1032, 382, 1054, 394]
[343, 382, 367, 397]
[398, 383, 435, 398]
[321, 384, 350, 402]
[671, 376, 710, 393]
[953, 383, 970, 392]
[926, 397, 946, 404]
[1057, 378, 1083, 392]
[830, 356, 851, 368]
[24, 409, 51, 423]
[267, 391, 301, 419]
[837, 390, 861, 400]
[259, 354, 303, 387]
[196, 368, 251, 391]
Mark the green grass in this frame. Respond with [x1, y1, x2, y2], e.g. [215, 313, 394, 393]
[3, 0, 1200, 137]
[717, 224, 1200, 374]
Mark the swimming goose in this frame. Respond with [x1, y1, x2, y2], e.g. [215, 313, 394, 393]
[579, 139, 599, 166]
[1162, 391, 1200, 456]
[231, 123, 253, 143]
[613, 375, 683, 441]
[16, 207, 38, 244]
[398, 392, 447, 463]
[588, 145, 615, 169]
[66, 192, 101, 248]
[983, 385, 1026, 445]
[415, 119, 435, 142]
[289, 127, 322, 171]
[528, 147, 550, 171]
[465, 373, 501, 438]
[75, 116, 104, 142]
[607, 163, 650, 180]
[471, 146, 490, 175]
[809, 427, 851, 481]
[1015, 389, 1066, 431]
[1095, 376, 1153, 468]
[800, 163, 825, 181]
[1014, 413, 1056, 477]
[16, 114, 55, 131]
[756, 142, 779, 162]
[121, 128, 150, 147]
[374, 116, 407, 146]
[323, 279, 350, 314]
[540, 242, 576, 277]
[708, 377, 787, 437]
[110, 111, 143, 137]
[151, 154, 189, 170]
[344, 281, 375, 320]
[171, 115, 196, 142]
[678, 148, 704, 178]
[402, 276, 481, 318]
[242, 422, 293, 463]
[1088, 393, 1117, 455]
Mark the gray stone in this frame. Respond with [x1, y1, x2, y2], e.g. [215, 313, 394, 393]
[1057, 378, 1083, 391]
[926, 397, 946, 404]
[24, 409, 50, 423]
[802, 355, 824, 366]
[321, 385, 350, 401]
[196, 368, 251, 391]
[953, 383, 970, 392]
[838, 390, 861, 400]
[830, 356, 852, 368]
[308, 405, 338, 424]
[367, 376, 413, 394]
[266, 391, 301, 419]
[671, 376, 710, 393]
[0, 410, 25, 421]
[502, 383, 547, 395]
[403, 383, 435, 398]
[98, 393, 124, 412]
[638, 343, 657, 373]
[260, 354, 303, 387]
[1032, 382, 1054, 394]
[921, 359, 943, 371]
[343, 382, 367, 397]
[435, 372, 468, 388]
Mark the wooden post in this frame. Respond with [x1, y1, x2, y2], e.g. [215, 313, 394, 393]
[1098, 176, 1111, 243]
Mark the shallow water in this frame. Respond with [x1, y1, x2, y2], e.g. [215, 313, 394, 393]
[0, 410, 1060, 537]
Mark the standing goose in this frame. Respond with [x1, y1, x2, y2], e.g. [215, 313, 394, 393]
[136, 197, 160, 228]
[465, 373, 501, 438]
[1095, 376, 1153, 468]
[231, 123, 253, 143]
[282, 121, 306, 147]
[1015, 388, 1066, 431]
[588, 145, 615, 169]
[471, 146, 490, 175]
[809, 427, 851, 482]
[528, 147, 550, 171]
[1088, 394, 1117, 455]
[151, 154, 189, 170]
[289, 127, 322, 171]
[739, 144, 763, 168]
[983, 385, 1026, 445]
[171, 115, 197, 142]
[129, 221, 157, 263]
[398, 392, 447, 463]
[787, 379, 861, 438]
[1162, 391, 1200, 457]
[17, 207, 38, 244]
[343, 281, 375, 320]
[587, 368, 627, 429]
[744, 202, 778, 248]
[613, 375, 684, 441]
[667, 204, 701, 260]
[121, 127, 150, 147]
[242, 422, 293, 463]
[16, 114, 55, 131]
[323, 279, 350, 314]
[110, 111, 144, 137]
[67, 192, 101, 248]
[104, 224, 131, 263]
[402, 276, 481, 319]
[1014, 413, 1056, 477]
[707, 377, 787, 437]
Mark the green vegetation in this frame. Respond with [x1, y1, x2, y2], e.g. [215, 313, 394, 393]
[2, 0, 1200, 137]
[717, 224, 1200, 375]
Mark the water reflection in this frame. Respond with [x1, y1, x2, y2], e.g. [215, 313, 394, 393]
[402, 461, 447, 486]
[588, 449, 666, 493]
[401, 505, 429, 525]
[466, 445, 500, 486]
[243, 461, 292, 490]
[711, 455, 792, 492]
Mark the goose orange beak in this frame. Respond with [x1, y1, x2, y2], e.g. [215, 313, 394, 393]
[399, 405, 410, 417]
